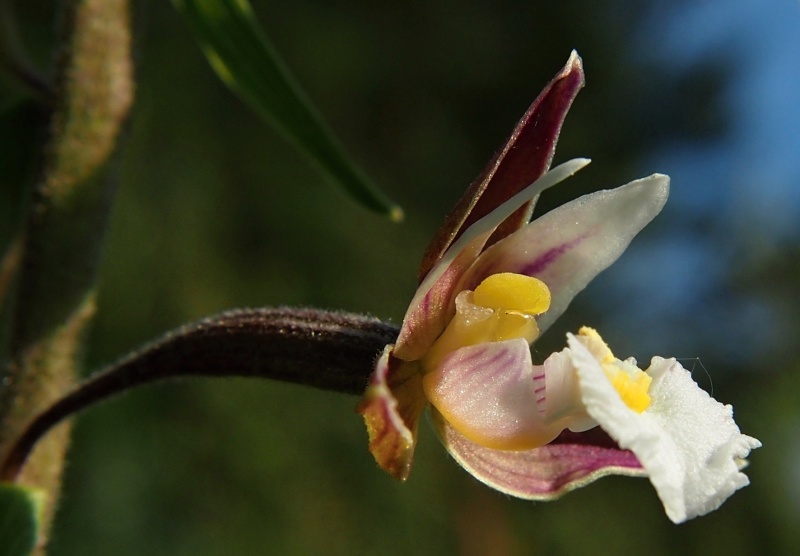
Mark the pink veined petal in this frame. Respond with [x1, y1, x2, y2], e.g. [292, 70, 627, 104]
[357, 346, 427, 480]
[431, 410, 644, 500]
[394, 159, 591, 361]
[419, 51, 585, 280]
[457, 174, 669, 338]
[567, 334, 761, 523]
[422, 339, 564, 450]
[393, 233, 488, 362]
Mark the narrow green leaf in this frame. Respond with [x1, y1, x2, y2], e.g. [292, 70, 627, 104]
[0, 484, 44, 556]
[172, 0, 403, 220]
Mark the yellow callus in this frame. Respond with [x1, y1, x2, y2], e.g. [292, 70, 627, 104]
[422, 273, 551, 373]
[473, 273, 551, 315]
[606, 368, 652, 413]
[578, 327, 652, 413]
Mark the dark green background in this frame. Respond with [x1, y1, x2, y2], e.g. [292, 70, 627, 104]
[2, 1, 797, 554]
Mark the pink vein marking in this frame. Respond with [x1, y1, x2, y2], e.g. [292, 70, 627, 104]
[518, 235, 587, 276]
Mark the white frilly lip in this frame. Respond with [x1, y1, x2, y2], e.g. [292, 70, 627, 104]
[567, 333, 761, 523]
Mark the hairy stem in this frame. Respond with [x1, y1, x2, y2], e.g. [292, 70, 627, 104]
[1, 307, 398, 482]
[0, 0, 134, 542]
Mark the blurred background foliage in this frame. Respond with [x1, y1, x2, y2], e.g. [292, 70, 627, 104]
[1, 0, 798, 554]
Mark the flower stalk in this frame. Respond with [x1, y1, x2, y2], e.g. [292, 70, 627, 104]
[1, 308, 397, 483]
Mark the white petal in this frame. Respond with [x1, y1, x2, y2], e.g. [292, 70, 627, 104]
[567, 334, 761, 523]
[541, 348, 596, 432]
[423, 158, 592, 295]
[459, 174, 669, 338]
[394, 159, 591, 361]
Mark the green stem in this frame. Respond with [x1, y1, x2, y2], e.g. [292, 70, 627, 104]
[0, 0, 134, 541]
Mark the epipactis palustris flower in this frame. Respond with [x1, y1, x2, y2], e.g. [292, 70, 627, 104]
[358, 52, 759, 523]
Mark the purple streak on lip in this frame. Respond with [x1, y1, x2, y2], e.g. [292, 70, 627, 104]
[478, 349, 511, 377]
[449, 345, 489, 369]
[518, 235, 586, 276]
[452, 429, 642, 489]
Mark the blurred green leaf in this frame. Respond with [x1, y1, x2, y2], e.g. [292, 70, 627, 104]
[0, 484, 44, 556]
[172, 0, 403, 220]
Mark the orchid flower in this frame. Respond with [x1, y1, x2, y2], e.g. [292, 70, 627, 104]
[358, 52, 759, 523]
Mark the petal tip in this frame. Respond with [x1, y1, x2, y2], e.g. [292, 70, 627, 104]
[644, 173, 671, 209]
[559, 50, 585, 88]
[357, 386, 415, 481]
[565, 50, 584, 73]
[358, 347, 426, 481]
[647, 173, 671, 191]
